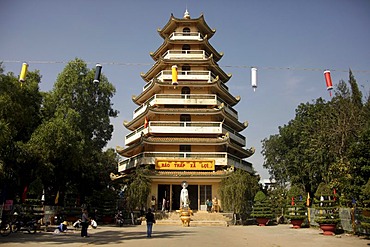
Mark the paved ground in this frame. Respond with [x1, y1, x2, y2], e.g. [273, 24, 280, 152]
[0, 224, 369, 247]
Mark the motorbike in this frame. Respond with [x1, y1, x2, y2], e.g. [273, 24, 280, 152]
[115, 211, 124, 227]
[12, 213, 37, 234]
[0, 218, 12, 236]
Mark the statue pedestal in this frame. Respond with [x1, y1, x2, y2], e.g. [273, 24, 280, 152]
[177, 208, 193, 227]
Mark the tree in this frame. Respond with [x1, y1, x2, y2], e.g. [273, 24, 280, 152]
[124, 166, 151, 211]
[219, 169, 259, 216]
[262, 71, 368, 198]
[27, 58, 118, 204]
[0, 63, 43, 200]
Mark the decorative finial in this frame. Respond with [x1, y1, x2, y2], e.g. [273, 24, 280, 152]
[184, 8, 190, 19]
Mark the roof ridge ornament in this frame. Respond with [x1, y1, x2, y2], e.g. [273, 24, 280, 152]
[184, 8, 190, 19]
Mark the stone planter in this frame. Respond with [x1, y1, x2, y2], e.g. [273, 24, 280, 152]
[290, 219, 304, 229]
[319, 223, 336, 235]
[256, 217, 269, 226]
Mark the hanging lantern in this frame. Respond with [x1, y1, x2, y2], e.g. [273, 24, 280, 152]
[94, 63, 102, 83]
[19, 62, 29, 82]
[251, 67, 257, 91]
[144, 116, 149, 128]
[323, 70, 333, 96]
[171, 65, 178, 86]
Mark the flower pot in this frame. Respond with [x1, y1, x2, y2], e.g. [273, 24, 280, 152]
[319, 223, 336, 235]
[290, 219, 304, 229]
[256, 217, 269, 226]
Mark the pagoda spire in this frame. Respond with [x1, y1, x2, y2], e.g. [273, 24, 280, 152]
[184, 8, 190, 19]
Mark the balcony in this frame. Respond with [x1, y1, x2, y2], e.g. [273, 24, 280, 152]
[118, 152, 253, 173]
[125, 121, 246, 146]
[163, 50, 209, 60]
[132, 94, 238, 120]
[156, 70, 216, 82]
[169, 32, 203, 41]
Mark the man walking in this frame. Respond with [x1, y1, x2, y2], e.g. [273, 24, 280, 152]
[145, 208, 155, 238]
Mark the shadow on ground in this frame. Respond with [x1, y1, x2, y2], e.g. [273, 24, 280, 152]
[0, 226, 191, 245]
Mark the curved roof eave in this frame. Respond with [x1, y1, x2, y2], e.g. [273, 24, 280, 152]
[150, 36, 223, 62]
[158, 14, 216, 39]
[133, 79, 240, 106]
[141, 56, 230, 83]
[124, 104, 246, 131]
[116, 136, 254, 158]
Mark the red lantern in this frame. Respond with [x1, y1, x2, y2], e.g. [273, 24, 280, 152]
[144, 117, 149, 128]
[324, 70, 333, 96]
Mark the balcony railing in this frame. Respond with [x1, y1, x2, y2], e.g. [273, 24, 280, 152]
[132, 94, 238, 120]
[118, 151, 253, 173]
[169, 32, 203, 41]
[125, 121, 246, 146]
[156, 70, 216, 82]
[163, 50, 209, 60]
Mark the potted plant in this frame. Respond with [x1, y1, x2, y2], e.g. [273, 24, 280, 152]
[285, 185, 307, 229]
[314, 183, 340, 235]
[251, 191, 273, 226]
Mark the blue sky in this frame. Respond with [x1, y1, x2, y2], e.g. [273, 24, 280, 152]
[1, 0, 369, 180]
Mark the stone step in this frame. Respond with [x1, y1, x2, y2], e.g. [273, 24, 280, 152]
[155, 220, 228, 226]
[152, 211, 232, 226]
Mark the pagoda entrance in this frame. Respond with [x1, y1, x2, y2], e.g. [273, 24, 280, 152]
[171, 184, 198, 210]
[158, 184, 170, 211]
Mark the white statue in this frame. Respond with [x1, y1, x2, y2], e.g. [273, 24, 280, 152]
[180, 181, 189, 209]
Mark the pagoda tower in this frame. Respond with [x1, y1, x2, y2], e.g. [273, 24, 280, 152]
[116, 10, 255, 211]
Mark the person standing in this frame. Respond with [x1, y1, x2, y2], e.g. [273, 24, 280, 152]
[145, 208, 155, 238]
[81, 208, 90, 237]
[162, 197, 166, 212]
[151, 196, 156, 211]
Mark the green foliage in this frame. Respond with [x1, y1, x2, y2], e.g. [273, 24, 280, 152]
[251, 191, 274, 219]
[362, 179, 370, 200]
[285, 184, 307, 220]
[0, 59, 118, 212]
[0, 63, 43, 198]
[262, 71, 369, 201]
[268, 185, 288, 218]
[314, 183, 340, 225]
[125, 166, 151, 211]
[219, 169, 259, 214]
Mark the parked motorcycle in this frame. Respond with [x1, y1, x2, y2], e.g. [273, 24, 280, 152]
[12, 212, 37, 234]
[115, 211, 124, 227]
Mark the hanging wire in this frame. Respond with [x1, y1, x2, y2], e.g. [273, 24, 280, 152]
[1, 60, 370, 73]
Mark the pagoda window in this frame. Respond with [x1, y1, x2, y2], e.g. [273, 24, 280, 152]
[181, 87, 190, 95]
[180, 145, 191, 152]
[182, 44, 190, 53]
[183, 27, 190, 35]
[181, 65, 190, 74]
[180, 114, 191, 122]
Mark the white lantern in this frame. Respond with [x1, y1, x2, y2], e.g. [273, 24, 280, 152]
[251, 67, 257, 91]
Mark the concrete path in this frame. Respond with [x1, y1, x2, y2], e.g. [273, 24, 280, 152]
[0, 224, 368, 247]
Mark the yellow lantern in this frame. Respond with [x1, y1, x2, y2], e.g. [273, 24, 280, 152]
[19, 62, 29, 82]
[172, 65, 178, 86]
